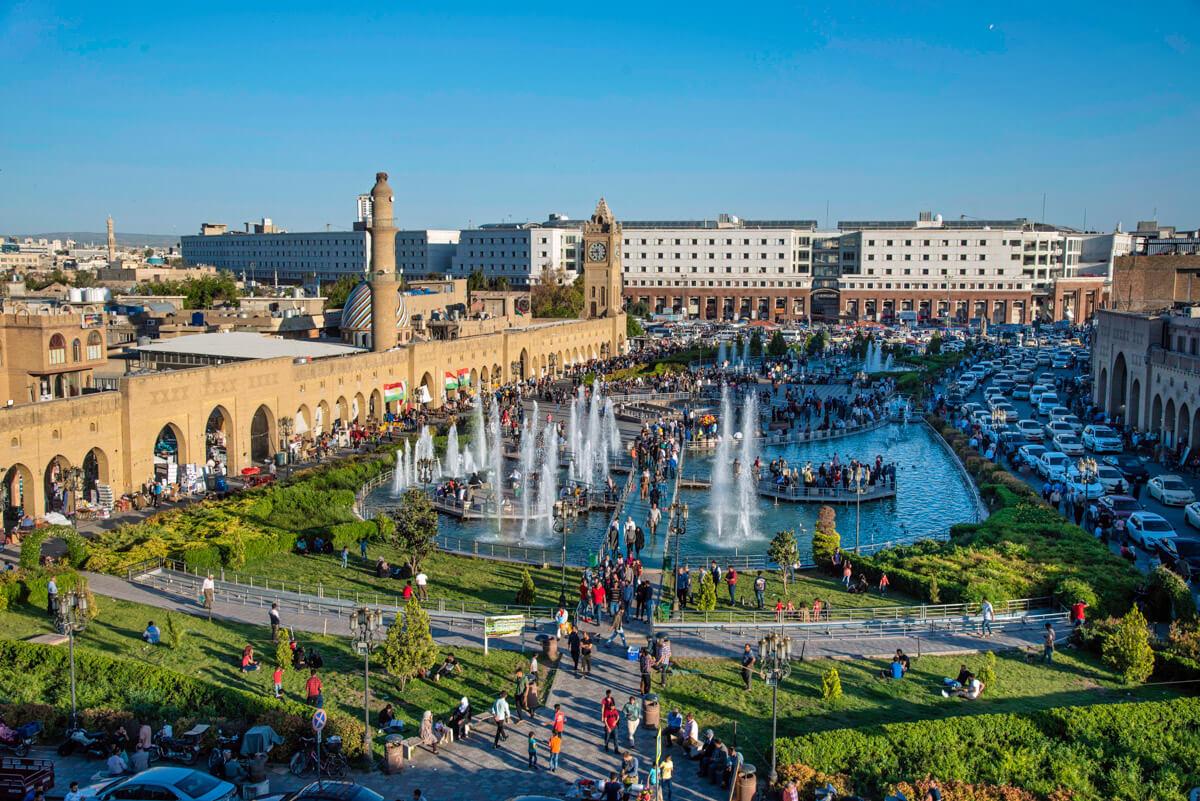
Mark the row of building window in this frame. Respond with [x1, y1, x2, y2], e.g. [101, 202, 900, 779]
[624, 237, 797, 247]
[47, 332, 103, 365]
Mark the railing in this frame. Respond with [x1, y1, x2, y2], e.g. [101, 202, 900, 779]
[686, 412, 894, 450]
[674, 530, 956, 572]
[1149, 345, 1200, 377]
[657, 596, 1054, 627]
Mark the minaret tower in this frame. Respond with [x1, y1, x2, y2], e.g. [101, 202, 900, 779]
[106, 215, 116, 263]
[368, 172, 399, 353]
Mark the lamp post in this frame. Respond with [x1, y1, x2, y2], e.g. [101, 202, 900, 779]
[278, 417, 294, 480]
[55, 589, 91, 727]
[553, 499, 579, 608]
[1077, 456, 1098, 496]
[669, 501, 689, 610]
[852, 465, 864, 554]
[416, 456, 437, 489]
[759, 630, 793, 790]
[349, 607, 384, 758]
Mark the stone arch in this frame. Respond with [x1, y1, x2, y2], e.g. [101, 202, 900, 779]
[1096, 367, 1108, 412]
[492, 363, 501, 386]
[418, 372, 435, 405]
[154, 422, 186, 467]
[518, 348, 529, 380]
[249, 404, 276, 463]
[71, 338, 82, 362]
[334, 396, 349, 423]
[369, 389, 383, 421]
[353, 392, 366, 424]
[205, 405, 234, 470]
[43, 454, 72, 514]
[1129, 379, 1142, 430]
[469, 368, 479, 393]
[480, 365, 490, 389]
[316, 400, 330, 434]
[1109, 352, 1128, 418]
[295, 403, 312, 438]
[2, 463, 35, 524]
[557, 350, 564, 374]
[1165, 397, 1177, 447]
[82, 446, 109, 496]
[1150, 394, 1164, 435]
[1179, 402, 1192, 449]
[48, 333, 66, 365]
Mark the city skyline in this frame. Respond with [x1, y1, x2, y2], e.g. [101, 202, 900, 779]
[2, 0, 1198, 233]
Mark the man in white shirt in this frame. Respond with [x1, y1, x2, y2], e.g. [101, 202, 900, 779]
[980, 598, 994, 638]
[64, 782, 83, 801]
[415, 570, 428, 601]
[201, 574, 215, 609]
[491, 691, 511, 748]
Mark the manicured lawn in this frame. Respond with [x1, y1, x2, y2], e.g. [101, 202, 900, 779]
[657, 649, 1185, 761]
[681, 568, 917, 614]
[239, 547, 582, 612]
[0, 596, 537, 734]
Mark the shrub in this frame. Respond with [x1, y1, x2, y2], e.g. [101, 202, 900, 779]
[19, 529, 49, 569]
[60, 528, 90, 568]
[820, 667, 842, 701]
[1102, 606, 1156, 684]
[274, 637, 291, 670]
[978, 650, 998, 692]
[1146, 565, 1197, 623]
[515, 568, 537, 607]
[694, 570, 717, 611]
[1054, 577, 1097, 610]
[380, 599, 438, 690]
[811, 506, 840, 566]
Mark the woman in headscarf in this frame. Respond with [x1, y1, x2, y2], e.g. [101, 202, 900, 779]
[419, 710, 439, 754]
[449, 696, 472, 741]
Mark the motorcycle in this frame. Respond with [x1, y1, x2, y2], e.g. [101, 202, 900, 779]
[206, 729, 241, 773]
[0, 722, 41, 757]
[150, 732, 201, 766]
[57, 726, 111, 759]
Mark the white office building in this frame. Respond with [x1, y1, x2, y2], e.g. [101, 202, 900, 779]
[396, 230, 461, 279]
[449, 217, 583, 288]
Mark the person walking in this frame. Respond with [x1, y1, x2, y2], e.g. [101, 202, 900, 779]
[740, 643, 756, 690]
[527, 731, 540, 770]
[358, 537, 368, 562]
[660, 754, 674, 801]
[622, 695, 641, 747]
[548, 731, 563, 772]
[638, 648, 653, 695]
[602, 700, 620, 753]
[979, 598, 994, 638]
[269, 602, 281, 643]
[272, 665, 283, 699]
[725, 566, 738, 605]
[605, 604, 627, 649]
[46, 575, 58, 616]
[491, 691, 512, 748]
[304, 669, 323, 707]
[1042, 622, 1056, 664]
[580, 630, 594, 676]
[415, 569, 429, 601]
[655, 636, 672, 687]
[753, 571, 767, 609]
[514, 669, 531, 721]
[549, 703, 566, 738]
[201, 573, 215, 609]
[568, 628, 582, 675]
[339, 545, 349, 568]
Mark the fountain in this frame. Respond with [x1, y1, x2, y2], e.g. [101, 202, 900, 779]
[734, 390, 761, 539]
[488, 400, 504, 533]
[717, 340, 727, 367]
[709, 385, 735, 539]
[603, 397, 621, 457]
[471, 396, 487, 471]
[863, 340, 884, 373]
[742, 337, 751, 368]
[535, 421, 559, 539]
[390, 447, 408, 496]
[414, 426, 440, 483]
[568, 388, 581, 478]
[444, 424, 462, 478]
[518, 413, 536, 538]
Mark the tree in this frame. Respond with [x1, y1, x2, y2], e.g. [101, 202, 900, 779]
[627, 315, 644, 338]
[144, 247, 155, 259]
[978, 650, 997, 691]
[135, 270, 241, 309]
[925, 333, 943, 355]
[467, 269, 488, 291]
[530, 265, 583, 318]
[750, 331, 764, 357]
[766, 331, 788, 358]
[805, 330, 827, 355]
[811, 506, 841, 565]
[380, 599, 439, 690]
[768, 529, 799, 592]
[515, 567, 537, 606]
[820, 666, 842, 701]
[1102, 606, 1156, 684]
[275, 636, 292, 670]
[389, 488, 438, 574]
[628, 300, 651, 318]
[322, 274, 361, 310]
[694, 571, 717, 611]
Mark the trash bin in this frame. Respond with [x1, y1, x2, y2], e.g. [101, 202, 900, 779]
[642, 693, 660, 728]
[736, 764, 757, 801]
[274, 451, 287, 467]
[383, 734, 404, 774]
[245, 753, 269, 783]
[536, 633, 558, 661]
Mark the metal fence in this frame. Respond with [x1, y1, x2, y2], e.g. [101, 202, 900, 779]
[657, 595, 1054, 628]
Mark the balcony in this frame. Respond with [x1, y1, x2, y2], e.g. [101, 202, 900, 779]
[1149, 345, 1200, 377]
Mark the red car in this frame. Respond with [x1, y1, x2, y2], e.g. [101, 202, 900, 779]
[1092, 494, 1141, 521]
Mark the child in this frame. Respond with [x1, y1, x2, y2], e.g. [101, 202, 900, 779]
[548, 732, 562, 772]
[527, 731, 540, 770]
[272, 666, 283, 698]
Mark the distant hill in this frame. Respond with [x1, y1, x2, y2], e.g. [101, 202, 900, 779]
[9, 232, 181, 248]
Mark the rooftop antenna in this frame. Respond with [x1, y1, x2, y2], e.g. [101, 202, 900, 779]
[1041, 193, 1046, 224]
[1082, 208, 1087, 231]
[825, 200, 830, 229]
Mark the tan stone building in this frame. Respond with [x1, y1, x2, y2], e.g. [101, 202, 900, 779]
[0, 178, 626, 522]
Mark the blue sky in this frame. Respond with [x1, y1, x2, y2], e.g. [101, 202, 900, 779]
[2, 0, 1197, 235]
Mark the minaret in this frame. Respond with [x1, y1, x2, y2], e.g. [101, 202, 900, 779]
[106, 216, 116, 263]
[368, 172, 399, 353]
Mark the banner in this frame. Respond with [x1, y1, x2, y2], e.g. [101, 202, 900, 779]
[383, 381, 406, 402]
[456, 368, 471, 387]
[444, 371, 459, 391]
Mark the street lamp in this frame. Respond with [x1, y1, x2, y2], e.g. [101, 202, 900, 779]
[349, 607, 384, 758]
[55, 590, 91, 727]
[553, 499, 579, 608]
[416, 456, 437, 488]
[669, 501, 689, 611]
[851, 465, 865, 554]
[759, 630, 793, 790]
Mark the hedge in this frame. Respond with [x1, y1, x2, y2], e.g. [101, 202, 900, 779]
[0, 639, 364, 759]
[777, 697, 1200, 800]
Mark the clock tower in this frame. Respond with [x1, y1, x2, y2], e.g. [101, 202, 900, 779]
[582, 197, 624, 319]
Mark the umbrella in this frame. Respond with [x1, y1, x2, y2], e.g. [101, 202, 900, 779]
[240, 725, 284, 756]
[240, 466, 261, 476]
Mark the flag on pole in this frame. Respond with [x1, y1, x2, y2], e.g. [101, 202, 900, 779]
[456, 368, 471, 387]
[444, 371, 459, 390]
[383, 381, 406, 402]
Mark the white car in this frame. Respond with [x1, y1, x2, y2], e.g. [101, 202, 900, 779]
[1185, 502, 1200, 530]
[1036, 394, 1060, 416]
[1017, 420, 1044, 441]
[1012, 384, 1031, 400]
[1082, 425, 1123, 453]
[1045, 420, 1075, 440]
[1037, 451, 1071, 481]
[1126, 511, 1178, 548]
[1147, 475, 1197, 506]
[1067, 475, 1105, 500]
[1052, 432, 1085, 456]
[993, 402, 1018, 422]
[1095, 465, 1129, 494]
[1018, 443, 1048, 469]
[81, 768, 237, 801]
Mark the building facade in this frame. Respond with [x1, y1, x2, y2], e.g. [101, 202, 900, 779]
[396, 230, 461, 279]
[449, 218, 582, 288]
[181, 229, 370, 283]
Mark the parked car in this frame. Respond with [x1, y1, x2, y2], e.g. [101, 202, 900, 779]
[1052, 432, 1085, 457]
[1165, 537, 1200, 582]
[1093, 494, 1142, 521]
[80, 768, 237, 801]
[1016, 420, 1044, 441]
[1102, 454, 1151, 484]
[1018, 443, 1048, 469]
[264, 781, 386, 801]
[1082, 425, 1123, 453]
[1187, 501, 1200, 530]
[1037, 451, 1071, 481]
[1126, 511, 1178, 549]
[1147, 475, 1197, 506]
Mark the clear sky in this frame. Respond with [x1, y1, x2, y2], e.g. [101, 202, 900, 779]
[2, 0, 1197, 236]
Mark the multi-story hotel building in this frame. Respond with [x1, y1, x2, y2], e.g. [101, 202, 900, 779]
[447, 216, 582, 288]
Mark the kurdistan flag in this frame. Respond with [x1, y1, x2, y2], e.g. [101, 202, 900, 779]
[444, 371, 459, 390]
[383, 381, 406, 402]
[456, 368, 471, 387]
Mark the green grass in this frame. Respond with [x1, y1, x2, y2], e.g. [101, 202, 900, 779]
[239, 548, 582, 612]
[685, 568, 917, 614]
[658, 649, 1186, 763]
[0, 596, 536, 734]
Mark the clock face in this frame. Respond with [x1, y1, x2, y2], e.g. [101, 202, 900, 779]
[588, 241, 608, 262]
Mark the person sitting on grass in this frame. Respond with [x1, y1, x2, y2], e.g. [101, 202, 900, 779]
[241, 645, 260, 672]
[943, 671, 985, 700]
[379, 703, 404, 733]
[142, 620, 160, 645]
[880, 655, 905, 680]
[432, 653, 460, 682]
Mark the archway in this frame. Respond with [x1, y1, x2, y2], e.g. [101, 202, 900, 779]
[1129, 379, 1142, 430]
[480, 365, 490, 390]
[295, 404, 312, 441]
[2, 463, 34, 528]
[1165, 398, 1177, 448]
[353, 392, 366, 424]
[369, 390, 383, 421]
[1150, 394, 1164, 435]
[334, 396, 349, 424]
[43, 454, 72, 514]
[249, 405, 275, 463]
[518, 348, 529, 380]
[205, 405, 233, 472]
[1096, 368, 1108, 412]
[1179, 402, 1192, 449]
[492, 363, 501, 386]
[1110, 352, 1128, 417]
[316, 400, 330, 434]
[469, 369, 479, 395]
[418, 372, 435, 406]
[154, 423, 185, 476]
[81, 447, 109, 498]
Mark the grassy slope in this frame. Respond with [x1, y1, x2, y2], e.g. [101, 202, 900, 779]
[686, 568, 917, 613]
[658, 650, 1184, 761]
[0, 596, 533, 732]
